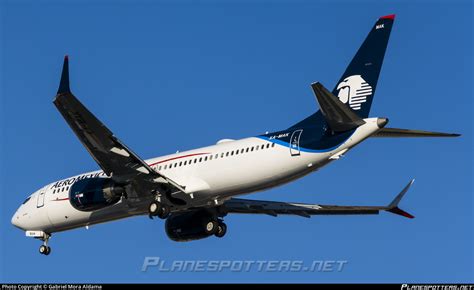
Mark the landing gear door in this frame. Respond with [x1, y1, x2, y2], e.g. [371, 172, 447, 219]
[290, 129, 303, 156]
[37, 189, 46, 208]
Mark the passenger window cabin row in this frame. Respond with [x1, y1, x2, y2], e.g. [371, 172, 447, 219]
[53, 186, 69, 194]
[51, 143, 276, 193]
[154, 142, 276, 172]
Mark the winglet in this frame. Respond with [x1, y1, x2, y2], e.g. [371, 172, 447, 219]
[57, 55, 70, 94]
[386, 179, 415, 219]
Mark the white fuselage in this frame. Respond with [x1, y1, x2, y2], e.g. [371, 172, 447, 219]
[11, 118, 382, 234]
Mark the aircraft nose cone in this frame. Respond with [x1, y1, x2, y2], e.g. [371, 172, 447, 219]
[11, 212, 23, 230]
[377, 117, 389, 128]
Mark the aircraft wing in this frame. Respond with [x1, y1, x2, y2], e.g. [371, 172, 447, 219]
[221, 180, 415, 219]
[53, 56, 185, 200]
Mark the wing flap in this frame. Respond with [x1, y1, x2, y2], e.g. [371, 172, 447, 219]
[222, 180, 415, 219]
[222, 198, 382, 217]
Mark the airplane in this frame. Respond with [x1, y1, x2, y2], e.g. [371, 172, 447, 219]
[11, 14, 460, 255]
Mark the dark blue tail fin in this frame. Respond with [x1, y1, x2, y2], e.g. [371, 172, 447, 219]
[290, 15, 395, 129]
[333, 14, 395, 118]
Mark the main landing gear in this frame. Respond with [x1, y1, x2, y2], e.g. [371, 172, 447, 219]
[148, 201, 171, 219]
[215, 221, 227, 238]
[204, 219, 227, 238]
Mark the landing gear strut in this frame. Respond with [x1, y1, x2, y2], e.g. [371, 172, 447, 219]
[39, 234, 51, 256]
[148, 201, 170, 219]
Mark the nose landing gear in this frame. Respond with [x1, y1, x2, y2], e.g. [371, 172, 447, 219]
[38, 233, 51, 256]
[25, 231, 52, 256]
[39, 244, 51, 255]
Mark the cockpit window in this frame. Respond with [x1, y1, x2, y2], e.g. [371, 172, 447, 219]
[22, 197, 31, 204]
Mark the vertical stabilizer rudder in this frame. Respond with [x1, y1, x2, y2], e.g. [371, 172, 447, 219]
[291, 15, 395, 129]
[334, 14, 395, 118]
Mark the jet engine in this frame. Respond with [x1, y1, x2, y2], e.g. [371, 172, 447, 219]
[69, 177, 124, 211]
[165, 210, 226, 242]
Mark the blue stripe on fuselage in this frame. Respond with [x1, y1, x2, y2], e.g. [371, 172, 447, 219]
[256, 134, 352, 153]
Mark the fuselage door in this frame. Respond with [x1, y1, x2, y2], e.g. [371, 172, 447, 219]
[37, 190, 45, 208]
[290, 129, 303, 156]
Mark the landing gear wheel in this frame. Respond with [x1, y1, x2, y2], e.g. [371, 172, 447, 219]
[38, 233, 51, 256]
[39, 245, 51, 255]
[157, 204, 170, 219]
[149, 202, 159, 216]
[204, 220, 219, 235]
[148, 202, 170, 219]
[215, 222, 227, 238]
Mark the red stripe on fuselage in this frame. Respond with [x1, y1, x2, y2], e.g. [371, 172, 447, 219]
[52, 197, 69, 201]
[147, 152, 210, 167]
[49, 153, 211, 194]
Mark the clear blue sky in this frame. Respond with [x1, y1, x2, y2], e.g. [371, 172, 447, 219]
[0, 0, 472, 283]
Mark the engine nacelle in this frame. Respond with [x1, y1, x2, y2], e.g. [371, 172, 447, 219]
[165, 210, 215, 242]
[69, 177, 124, 211]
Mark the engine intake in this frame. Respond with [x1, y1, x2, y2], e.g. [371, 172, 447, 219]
[69, 177, 124, 211]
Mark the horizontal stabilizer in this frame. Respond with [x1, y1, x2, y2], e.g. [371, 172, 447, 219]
[373, 128, 461, 138]
[311, 82, 365, 132]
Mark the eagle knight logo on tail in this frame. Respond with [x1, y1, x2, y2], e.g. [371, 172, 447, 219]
[336, 75, 373, 110]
